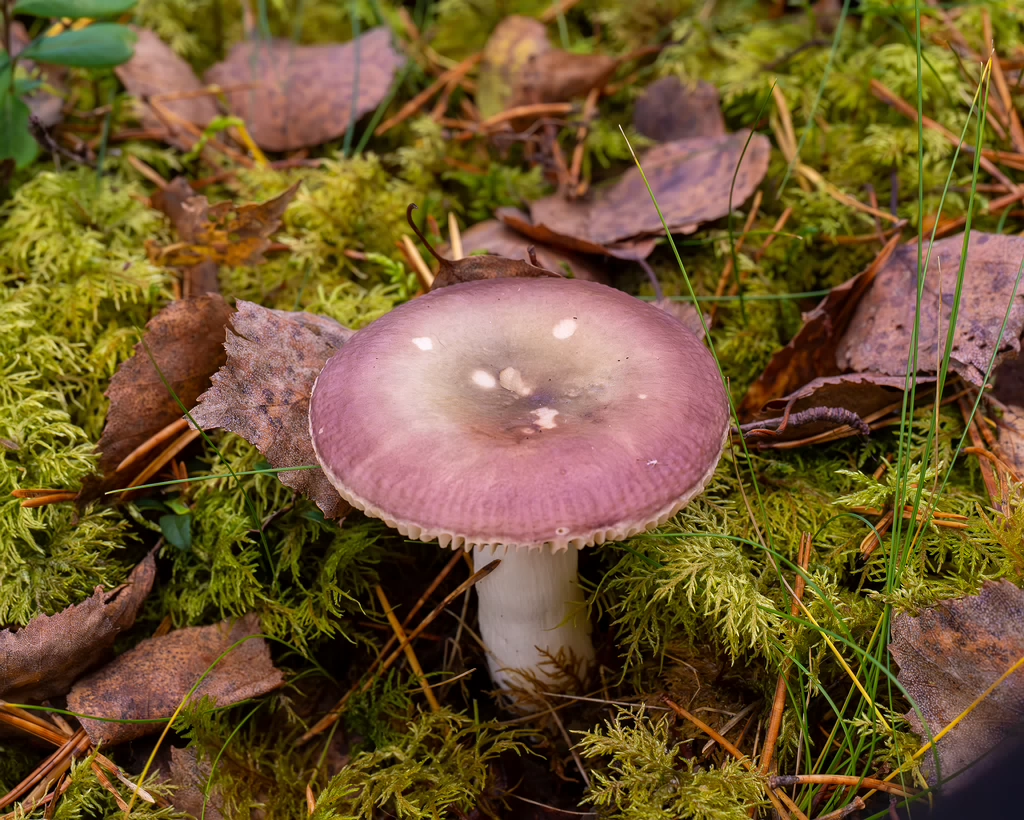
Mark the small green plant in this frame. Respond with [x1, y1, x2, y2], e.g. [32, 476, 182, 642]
[1, 0, 138, 167]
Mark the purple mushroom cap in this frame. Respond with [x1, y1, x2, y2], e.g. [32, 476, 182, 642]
[309, 278, 729, 551]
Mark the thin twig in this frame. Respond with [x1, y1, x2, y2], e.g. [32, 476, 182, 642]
[375, 584, 441, 712]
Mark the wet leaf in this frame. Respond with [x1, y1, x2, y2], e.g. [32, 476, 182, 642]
[891, 581, 1024, 786]
[739, 234, 902, 418]
[93, 294, 233, 478]
[453, 219, 610, 283]
[148, 181, 300, 269]
[68, 612, 283, 746]
[497, 131, 771, 257]
[189, 301, 353, 519]
[634, 77, 726, 142]
[205, 28, 405, 152]
[837, 233, 1024, 386]
[0, 552, 156, 703]
[115, 28, 218, 150]
[477, 16, 615, 118]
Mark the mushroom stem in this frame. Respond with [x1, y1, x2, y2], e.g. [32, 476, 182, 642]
[472, 544, 594, 699]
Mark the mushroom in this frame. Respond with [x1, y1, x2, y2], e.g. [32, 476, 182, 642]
[309, 277, 729, 702]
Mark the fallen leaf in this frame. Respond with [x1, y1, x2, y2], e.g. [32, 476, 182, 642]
[452, 219, 610, 283]
[115, 28, 218, 150]
[497, 206, 657, 260]
[477, 16, 616, 119]
[739, 233, 902, 418]
[0, 552, 156, 703]
[891, 581, 1024, 786]
[498, 131, 771, 257]
[205, 28, 406, 151]
[167, 747, 226, 820]
[93, 294, 233, 479]
[634, 77, 726, 142]
[189, 301, 353, 519]
[68, 613, 283, 746]
[837, 233, 1024, 387]
[150, 177, 219, 296]
[149, 182, 300, 269]
[477, 16, 550, 119]
[993, 357, 1024, 475]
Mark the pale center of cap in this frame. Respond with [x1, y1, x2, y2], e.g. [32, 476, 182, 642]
[471, 369, 497, 388]
[531, 407, 559, 429]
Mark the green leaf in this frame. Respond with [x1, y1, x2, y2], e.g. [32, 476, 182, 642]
[160, 513, 193, 551]
[13, 0, 138, 18]
[0, 86, 38, 169]
[20, 24, 137, 68]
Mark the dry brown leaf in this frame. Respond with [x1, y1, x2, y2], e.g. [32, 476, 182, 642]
[993, 357, 1024, 475]
[891, 581, 1024, 786]
[837, 233, 1024, 386]
[150, 177, 220, 296]
[513, 50, 617, 109]
[634, 77, 726, 142]
[205, 28, 406, 151]
[0, 552, 156, 703]
[496, 207, 657, 260]
[68, 613, 283, 746]
[189, 301, 352, 519]
[498, 131, 771, 257]
[115, 28, 218, 150]
[149, 182, 301, 269]
[739, 233, 903, 418]
[167, 747, 226, 820]
[93, 294, 233, 479]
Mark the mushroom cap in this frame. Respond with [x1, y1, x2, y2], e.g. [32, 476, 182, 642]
[309, 278, 729, 551]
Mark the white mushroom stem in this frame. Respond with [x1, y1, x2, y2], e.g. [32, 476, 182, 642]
[472, 544, 594, 697]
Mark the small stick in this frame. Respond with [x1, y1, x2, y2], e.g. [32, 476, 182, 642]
[813, 797, 865, 820]
[860, 509, 894, 558]
[125, 429, 202, 490]
[447, 212, 464, 261]
[400, 235, 435, 290]
[479, 103, 574, 131]
[375, 585, 441, 712]
[299, 558, 501, 743]
[710, 190, 763, 325]
[773, 85, 812, 193]
[0, 730, 89, 810]
[116, 417, 190, 473]
[983, 10, 1024, 153]
[11, 488, 74, 498]
[19, 492, 78, 509]
[376, 54, 482, 136]
[568, 86, 601, 195]
[770, 774, 913, 799]
[90, 762, 130, 812]
[127, 155, 168, 190]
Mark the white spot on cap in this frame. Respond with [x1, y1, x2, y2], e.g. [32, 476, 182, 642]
[531, 407, 559, 429]
[638, 394, 647, 399]
[499, 367, 532, 396]
[555, 526, 569, 536]
[318, 427, 324, 434]
[647, 459, 658, 466]
[471, 370, 496, 388]
[412, 337, 433, 351]
[552, 318, 577, 339]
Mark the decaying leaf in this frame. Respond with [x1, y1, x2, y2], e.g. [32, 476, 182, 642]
[408, 205, 560, 288]
[167, 747, 226, 820]
[148, 182, 300, 269]
[189, 301, 353, 519]
[634, 77, 727, 142]
[93, 294, 234, 478]
[891, 581, 1024, 786]
[837, 233, 1024, 386]
[993, 356, 1024, 476]
[739, 234, 902, 418]
[498, 131, 771, 258]
[0, 552, 156, 703]
[453, 219, 610, 283]
[477, 15, 616, 119]
[150, 177, 219, 296]
[68, 613, 283, 746]
[115, 28, 218, 150]
[205, 28, 406, 151]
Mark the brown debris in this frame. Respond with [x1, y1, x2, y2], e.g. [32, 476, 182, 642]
[167, 747, 226, 820]
[68, 613, 283, 746]
[205, 28, 406, 151]
[0, 553, 156, 703]
[993, 356, 1024, 479]
[115, 28, 218, 151]
[477, 16, 551, 119]
[633, 77, 727, 142]
[148, 182, 301, 269]
[891, 581, 1024, 786]
[92, 294, 234, 482]
[452, 220, 610, 283]
[498, 131, 771, 258]
[188, 301, 353, 519]
[837, 233, 1024, 386]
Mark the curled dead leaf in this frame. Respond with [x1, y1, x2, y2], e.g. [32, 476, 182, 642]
[68, 613, 283, 747]
[205, 28, 406, 151]
[634, 77, 727, 142]
[891, 581, 1024, 787]
[188, 301, 352, 519]
[0, 552, 156, 703]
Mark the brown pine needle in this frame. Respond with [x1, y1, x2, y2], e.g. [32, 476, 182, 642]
[447, 212, 464, 261]
[770, 773, 913, 799]
[811, 797, 865, 819]
[116, 417, 190, 473]
[125, 428, 202, 490]
[90, 762, 129, 812]
[0, 729, 89, 811]
[710, 190, 763, 325]
[400, 234, 435, 290]
[11, 488, 73, 498]
[376, 53, 482, 136]
[18, 492, 78, 508]
[375, 584, 441, 712]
